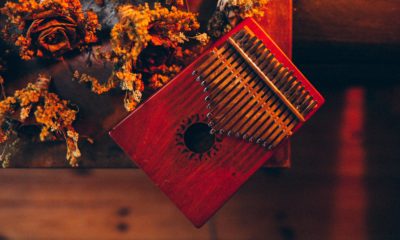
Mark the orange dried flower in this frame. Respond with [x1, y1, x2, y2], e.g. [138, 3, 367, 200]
[0, 74, 81, 166]
[208, 0, 269, 39]
[77, 3, 209, 112]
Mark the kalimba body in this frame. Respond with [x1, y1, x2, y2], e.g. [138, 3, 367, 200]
[110, 18, 324, 227]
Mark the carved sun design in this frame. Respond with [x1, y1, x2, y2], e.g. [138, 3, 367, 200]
[175, 114, 223, 161]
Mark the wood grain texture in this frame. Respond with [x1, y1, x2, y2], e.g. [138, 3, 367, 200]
[110, 18, 324, 227]
[0, 170, 212, 240]
[294, 0, 400, 44]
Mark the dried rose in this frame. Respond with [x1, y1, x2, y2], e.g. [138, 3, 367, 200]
[26, 11, 82, 58]
[1, 0, 100, 60]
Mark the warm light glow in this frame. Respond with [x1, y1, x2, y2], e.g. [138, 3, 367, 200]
[331, 87, 366, 240]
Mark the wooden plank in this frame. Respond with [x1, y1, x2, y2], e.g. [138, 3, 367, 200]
[294, 0, 400, 44]
[0, 170, 211, 239]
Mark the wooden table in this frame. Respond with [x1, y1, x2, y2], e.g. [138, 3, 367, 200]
[0, 0, 293, 167]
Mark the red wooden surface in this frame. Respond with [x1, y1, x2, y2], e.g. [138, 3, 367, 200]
[110, 18, 324, 227]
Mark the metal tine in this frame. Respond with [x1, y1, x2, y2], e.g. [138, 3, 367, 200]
[250, 98, 287, 142]
[287, 85, 304, 103]
[227, 99, 263, 136]
[241, 38, 265, 58]
[215, 87, 249, 134]
[222, 83, 272, 137]
[239, 105, 268, 140]
[207, 62, 250, 111]
[276, 69, 293, 85]
[227, 76, 278, 137]
[262, 112, 295, 147]
[279, 72, 300, 95]
[237, 33, 257, 48]
[277, 74, 296, 94]
[206, 58, 246, 99]
[223, 50, 278, 136]
[266, 63, 283, 80]
[236, 32, 255, 46]
[268, 66, 287, 85]
[252, 91, 293, 139]
[241, 94, 283, 141]
[302, 100, 317, 116]
[207, 37, 267, 111]
[200, 57, 237, 90]
[241, 64, 290, 139]
[229, 54, 285, 137]
[249, 110, 281, 143]
[297, 91, 314, 110]
[205, 34, 259, 94]
[263, 58, 280, 75]
[205, 49, 247, 95]
[211, 31, 264, 132]
[201, 49, 242, 86]
[299, 96, 313, 113]
[275, 86, 305, 125]
[264, 97, 299, 141]
[197, 29, 249, 78]
[213, 75, 263, 134]
[266, 109, 297, 145]
[235, 54, 292, 138]
[209, 80, 244, 130]
[283, 79, 302, 99]
[206, 51, 247, 97]
[203, 41, 251, 92]
[237, 34, 267, 59]
[274, 71, 293, 95]
[236, 33, 268, 57]
[208, 62, 252, 115]
[216, 34, 298, 136]
[196, 42, 232, 74]
[209, 40, 276, 117]
[210, 40, 276, 132]
[200, 48, 237, 80]
[196, 30, 244, 72]
[232, 29, 246, 40]
[293, 88, 308, 107]
[205, 61, 244, 103]
[234, 68, 284, 136]
[267, 117, 298, 149]
[220, 62, 288, 136]
[255, 107, 290, 144]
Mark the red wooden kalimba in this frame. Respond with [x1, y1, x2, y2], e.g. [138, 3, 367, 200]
[110, 18, 324, 227]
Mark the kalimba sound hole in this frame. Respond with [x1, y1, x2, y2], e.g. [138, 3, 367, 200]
[184, 123, 215, 154]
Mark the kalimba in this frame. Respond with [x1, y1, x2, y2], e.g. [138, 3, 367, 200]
[110, 18, 324, 227]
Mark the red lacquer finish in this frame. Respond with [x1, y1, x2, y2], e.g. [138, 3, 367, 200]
[110, 18, 324, 227]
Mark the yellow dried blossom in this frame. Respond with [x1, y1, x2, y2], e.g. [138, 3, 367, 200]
[193, 33, 211, 46]
[208, 0, 269, 38]
[73, 70, 116, 95]
[20, 105, 32, 121]
[0, 74, 81, 166]
[78, 3, 208, 112]
[66, 129, 80, 167]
